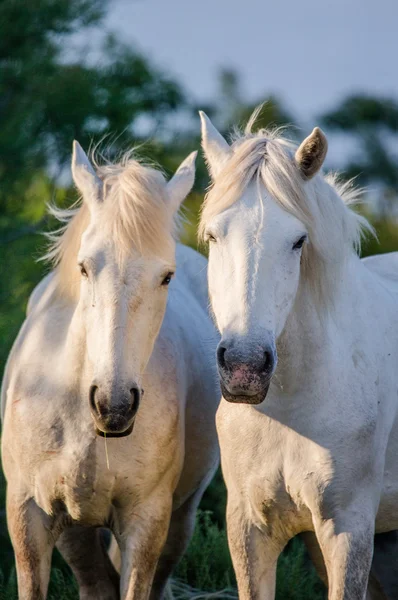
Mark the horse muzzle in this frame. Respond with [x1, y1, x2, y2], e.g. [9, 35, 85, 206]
[220, 379, 271, 405]
[216, 336, 276, 404]
[89, 383, 141, 437]
[95, 420, 135, 438]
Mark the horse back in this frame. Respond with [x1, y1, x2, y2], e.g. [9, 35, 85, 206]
[362, 252, 398, 292]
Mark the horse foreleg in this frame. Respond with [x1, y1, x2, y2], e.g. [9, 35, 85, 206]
[56, 525, 120, 600]
[7, 489, 55, 600]
[301, 529, 398, 599]
[314, 511, 374, 600]
[117, 492, 173, 600]
[226, 499, 287, 600]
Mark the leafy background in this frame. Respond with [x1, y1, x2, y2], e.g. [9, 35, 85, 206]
[0, 1, 397, 597]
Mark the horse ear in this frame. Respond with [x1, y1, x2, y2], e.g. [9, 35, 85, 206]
[71, 141, 103, 207]
[199, 111, 232, 179]
[167, 151, 197, 213]
[295, 127, 328, 180]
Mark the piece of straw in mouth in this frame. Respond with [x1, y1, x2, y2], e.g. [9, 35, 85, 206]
[104, 432, 110, 470]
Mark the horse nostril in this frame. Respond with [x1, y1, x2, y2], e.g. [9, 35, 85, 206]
[217, 345, 226, 369]
[89, 385, 98, 412]
[263, 350, 274, 373]
[130, 387, 140, 415]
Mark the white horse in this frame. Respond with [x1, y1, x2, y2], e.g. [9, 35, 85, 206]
[1, 143, 220, 600]
[199, 109, 398, 600]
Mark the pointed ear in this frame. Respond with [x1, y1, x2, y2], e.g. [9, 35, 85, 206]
[295, 127, 328, 180]
[71, 141, 103, 207]
[167, 151, 197, 212]
[199, 111, 232, 179]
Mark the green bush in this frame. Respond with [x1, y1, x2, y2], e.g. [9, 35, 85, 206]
[176, 511, 235, 591]
[277, 539, 325, 600]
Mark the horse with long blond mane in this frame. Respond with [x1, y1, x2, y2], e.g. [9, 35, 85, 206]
[199, 108, 398, 600]
[1, 143, 220, 600]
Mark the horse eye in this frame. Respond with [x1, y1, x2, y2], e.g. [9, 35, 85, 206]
[79, 263, 88, 278]
[205, 232, 217, 243]
[161, 272, 174, 286]
[292, 235, 307, 251]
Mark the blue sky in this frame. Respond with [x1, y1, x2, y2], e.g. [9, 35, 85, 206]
[107, 0, 398, 129]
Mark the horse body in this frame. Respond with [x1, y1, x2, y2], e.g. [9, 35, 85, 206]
[1, 146, 219, 600]
[366, 254, 398, 533]
[3, 244, 217, 519]
[218, 249, 398, 528]
[200, 111, 398, 600]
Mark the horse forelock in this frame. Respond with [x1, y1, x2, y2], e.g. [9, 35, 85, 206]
[41, 153, 180, 300]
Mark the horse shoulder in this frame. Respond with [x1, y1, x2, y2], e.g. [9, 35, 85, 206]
[26, 271, 56, 315]
[1, 275, 75, 423]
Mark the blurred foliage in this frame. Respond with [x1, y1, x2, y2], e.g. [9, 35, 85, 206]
[362, 219, 398, 257]
[176, 511, 234, 591]
[0, 0, 186, 213]
[320, 95, 398, 214]
[0, 1, 397, 597]
[0, 0, 104, 207]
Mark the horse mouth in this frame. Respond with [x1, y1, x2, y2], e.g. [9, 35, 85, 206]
[220, 381, 270, 405]
[95, 421, 135, 438]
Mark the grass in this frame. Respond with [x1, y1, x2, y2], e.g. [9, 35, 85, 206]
[175, 511, 234, 591]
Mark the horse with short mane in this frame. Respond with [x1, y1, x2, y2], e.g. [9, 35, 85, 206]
[1, 143, 220, 600]
[200, 108, 398, 600]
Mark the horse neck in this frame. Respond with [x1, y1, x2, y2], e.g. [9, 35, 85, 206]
[275, 254, 360, 394]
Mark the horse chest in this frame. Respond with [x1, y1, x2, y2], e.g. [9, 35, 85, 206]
[217, 402, 333, 533]
[242, 453, 317, 535]
[29, 419, 181, 529]
[32, 439, 115, 525]
[9, 418, 113, 524]
[6, 390, 184, 528]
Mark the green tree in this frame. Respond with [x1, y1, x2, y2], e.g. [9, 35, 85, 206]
[0, 0, 105, 207]
[0, 0, 186, 216]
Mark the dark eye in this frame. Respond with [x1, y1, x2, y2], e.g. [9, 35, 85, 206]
[205, 232, 217, 243]
[161, 272, 174, 286]
[292, 235, 307, 251]
[79, 263, 88, 278]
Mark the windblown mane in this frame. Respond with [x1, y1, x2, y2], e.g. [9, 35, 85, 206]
[42, 152, 179, 299]
[200, 110, 373, 310]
